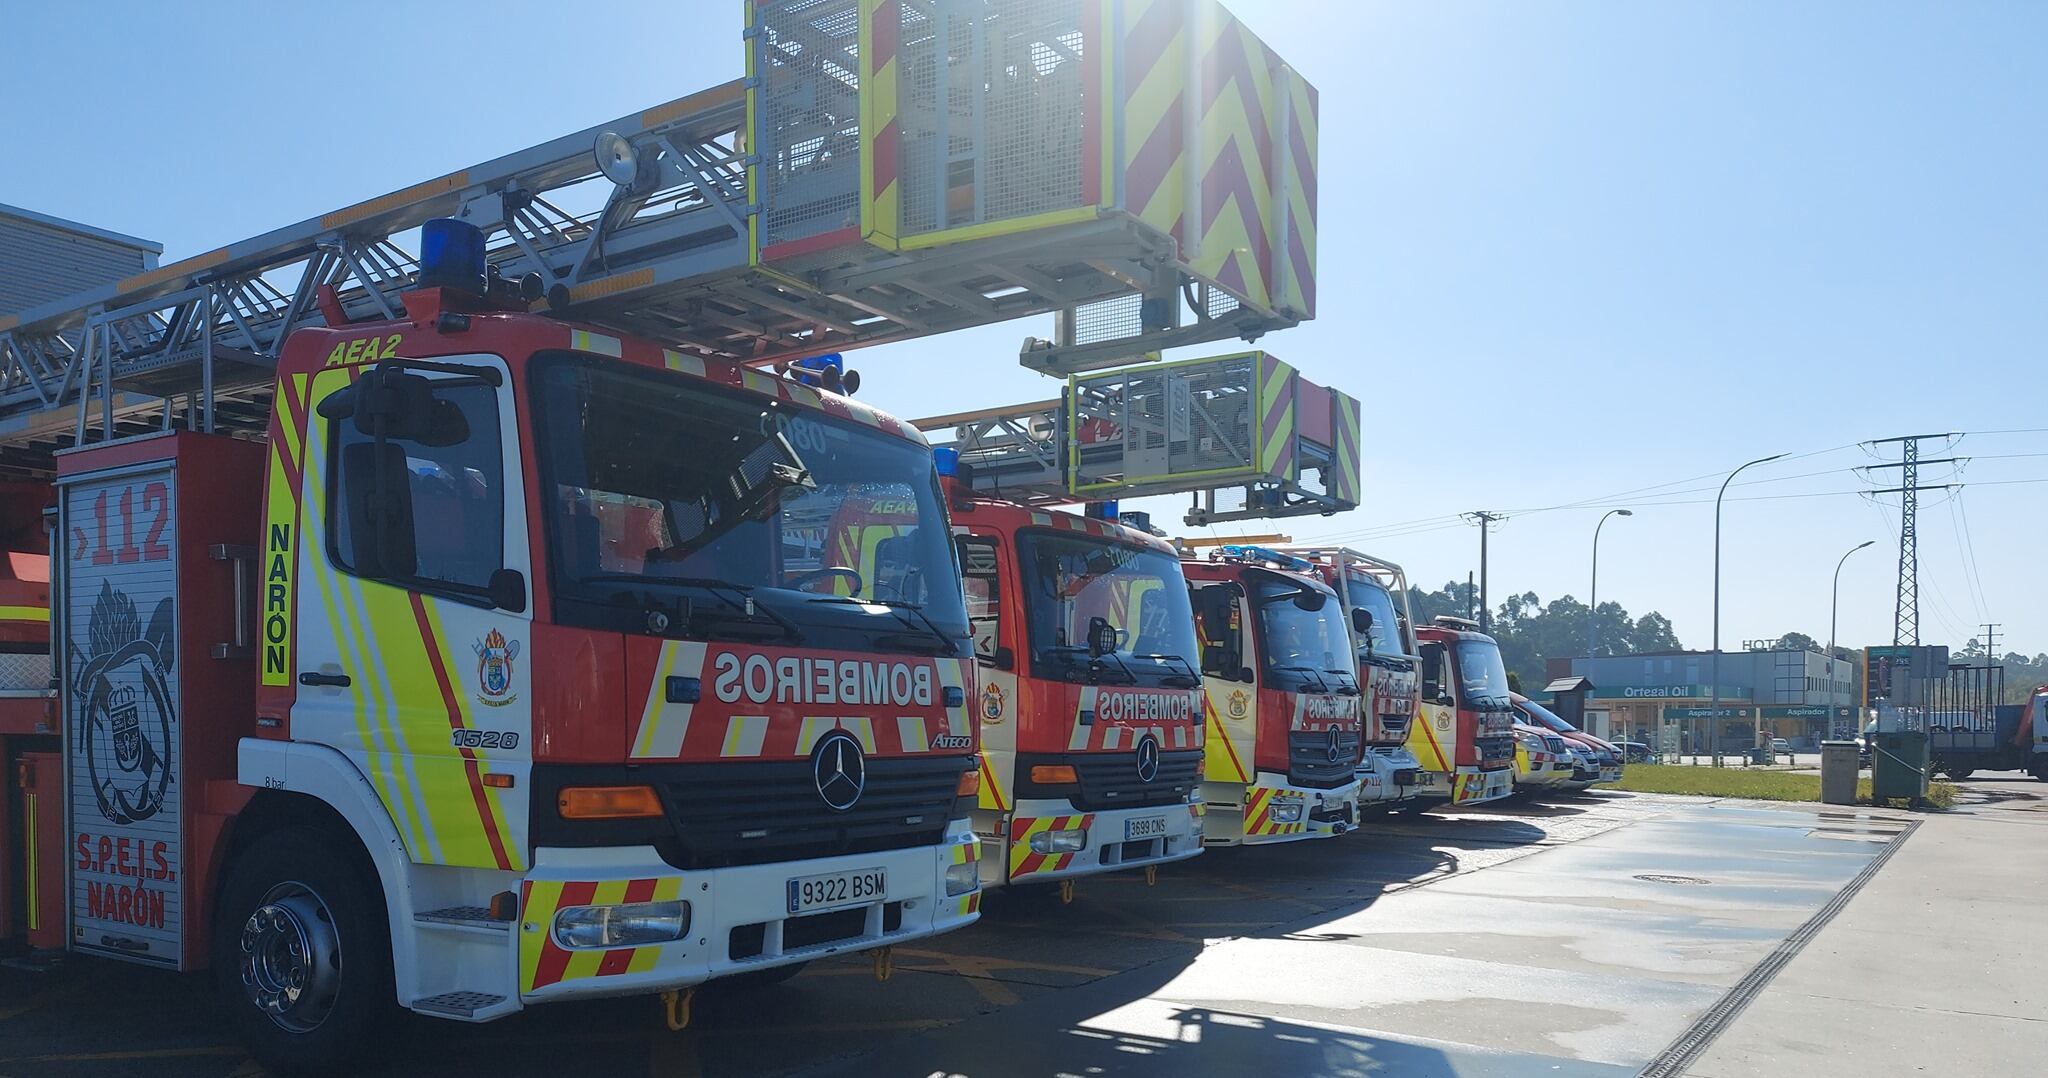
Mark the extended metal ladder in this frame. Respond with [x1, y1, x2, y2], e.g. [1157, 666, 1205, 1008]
[0, 0, 1321, 478]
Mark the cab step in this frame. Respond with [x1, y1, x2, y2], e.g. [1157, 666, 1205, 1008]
[412, 990, 513, 1021]
[415, 906, 514, 935]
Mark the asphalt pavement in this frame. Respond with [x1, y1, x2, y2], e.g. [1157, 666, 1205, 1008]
[2, 778, 2042, 1077]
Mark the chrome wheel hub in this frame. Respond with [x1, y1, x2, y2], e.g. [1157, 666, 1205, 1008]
[238, 883, 341, 1033]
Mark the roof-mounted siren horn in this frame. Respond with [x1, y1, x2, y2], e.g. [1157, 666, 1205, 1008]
[779, 353, 861, 396]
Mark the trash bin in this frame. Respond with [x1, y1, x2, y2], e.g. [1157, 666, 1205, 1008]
[1871, 730, 1930, 805]
[1819, 740, 1859, 805]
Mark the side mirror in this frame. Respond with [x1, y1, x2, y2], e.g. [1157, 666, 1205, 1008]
[1237, 666, 1256, 684]
[1351, 607, 1373, 636]
[1291, 589, 1326, 612]
[488, 568, 527, 613]
[993, 646, 1015, 671]
[1201, 645, 1231, 677]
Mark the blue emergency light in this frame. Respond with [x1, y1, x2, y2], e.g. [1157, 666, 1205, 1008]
[418, 218, 487, 294]
[933, 446, 961, 477]
[1084, 500, 1120, 521]
[1220, 544, 1310, 571]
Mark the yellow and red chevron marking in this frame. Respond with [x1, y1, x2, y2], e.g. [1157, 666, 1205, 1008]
[1327, 389, 1361, 505]
[1008, 814, 1096, 880]
[859, 0, 902, 248]
[1118, 1, 1316, 316]
[520, 876, 685, 992]
[951, 838, 982, 917]
[1241, 787, 1307, 838]
[977, 750, 1011, 813]
[1255, 353, 1297, 479]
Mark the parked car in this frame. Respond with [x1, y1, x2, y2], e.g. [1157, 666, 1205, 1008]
[1771, 737, 1792, 760]
[1614, 741, 1657, 763]
[1511, 693, 1623, 790]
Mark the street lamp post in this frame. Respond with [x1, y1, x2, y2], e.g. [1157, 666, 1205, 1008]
[1711, 453, 1787, 766]
[1589, 508, 1632, 740]
[1829, 540, 1876, 736]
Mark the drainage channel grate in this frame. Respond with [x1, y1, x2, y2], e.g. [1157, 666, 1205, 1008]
[1634, 873, 1711, 885]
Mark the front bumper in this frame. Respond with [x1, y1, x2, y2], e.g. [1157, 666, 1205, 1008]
[1202, 774, 1360, 846]
[1354, 745, 1424, 805]
[517, 823, 981, 1004]
[1416, 766, 1514, 806]
[990, 797, 1204, 886]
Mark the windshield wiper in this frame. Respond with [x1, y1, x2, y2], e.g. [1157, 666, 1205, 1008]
[1270, 664, 1331, 693]
[1133, 653, 1202, 689]
[1036, 644, 1137, 685]
[575, 574, 803, 642]
[805, 595, 960, 656]
[1323, 668, 1363, 696]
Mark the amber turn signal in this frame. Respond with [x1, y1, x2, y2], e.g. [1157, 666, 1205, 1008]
[956, 770, 981, 797]
[558, 785, 664, 819]
[1029, 765, 1079, 785]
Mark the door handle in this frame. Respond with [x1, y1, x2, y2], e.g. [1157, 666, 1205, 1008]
[298, 672, 352, 688]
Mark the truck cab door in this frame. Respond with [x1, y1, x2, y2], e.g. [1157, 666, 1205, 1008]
[1192, 583, 1254, 785]
[288, 356, 532, 872]
[955, 536, 1015, 817]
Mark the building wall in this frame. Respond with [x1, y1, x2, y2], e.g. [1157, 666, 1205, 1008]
[0, 205, 161, 318]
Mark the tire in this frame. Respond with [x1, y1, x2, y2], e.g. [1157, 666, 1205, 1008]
[719, 961, 811, 991]
[1945, 767, 1974, 781]
[212, 826, 396, 1076]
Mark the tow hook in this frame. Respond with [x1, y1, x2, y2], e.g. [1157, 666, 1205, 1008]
[1059, 879, 1076, 904]
[661, 986, 695, 1031]
[871, 946, 895, 982]
[1144, 864, 1159, 887]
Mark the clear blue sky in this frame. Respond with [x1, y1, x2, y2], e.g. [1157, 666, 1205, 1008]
[4, 2, 2043, 656]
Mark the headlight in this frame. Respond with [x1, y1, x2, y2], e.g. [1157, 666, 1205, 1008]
[945, 858, 980, 896]
[553, 900, 690, 949]
[1269, 798, 1305, 823]
[1029, 828, 1087, 854]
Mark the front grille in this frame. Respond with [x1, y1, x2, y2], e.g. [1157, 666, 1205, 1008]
[1377, 713, 1412, 738]
[658, 755, 968, 870]
[1071, 749, 1202, 811]
[1542, 735, 1569, 753]
[1288, 729, 1361, 789]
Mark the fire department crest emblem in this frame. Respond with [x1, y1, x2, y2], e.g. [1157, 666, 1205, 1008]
[1226, 689, 1250, 720]
[73, 582, 175, 825]
[980, 682, 1006, 724]
[473, 629, 520, 707]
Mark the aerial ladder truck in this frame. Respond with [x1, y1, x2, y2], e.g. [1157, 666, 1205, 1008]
[0, 0, 1323, 1071]
[919, 349, 1364, 859]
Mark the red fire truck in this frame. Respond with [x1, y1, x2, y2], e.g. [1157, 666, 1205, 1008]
[945, 487, 1206, 895]
[1407, 617, 1517, 808]
[1271, 547, 1426, 811]
[1184, 548, 1364, 843]
[0, 233, 987, 1071]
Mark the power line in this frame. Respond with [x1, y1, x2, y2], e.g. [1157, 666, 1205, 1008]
[1956, 490, 1991, 629]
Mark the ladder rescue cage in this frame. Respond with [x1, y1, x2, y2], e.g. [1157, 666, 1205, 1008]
[915, 350, 1359, 525]
[0, 0, 1318, 477]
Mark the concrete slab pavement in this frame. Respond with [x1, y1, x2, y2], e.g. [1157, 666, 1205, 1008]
[1681, 777, 2048, 1077]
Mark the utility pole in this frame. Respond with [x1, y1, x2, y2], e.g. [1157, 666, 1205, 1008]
[1862, 434, 1962, 647]
[1980, 622, 2002, 661]
[1463, 511, 1503, 631]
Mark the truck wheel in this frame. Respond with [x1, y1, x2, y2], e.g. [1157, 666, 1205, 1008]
[720, 961, 811, 990]
[1944, 767, 1974, 781]
[213, 827, 395, 1076]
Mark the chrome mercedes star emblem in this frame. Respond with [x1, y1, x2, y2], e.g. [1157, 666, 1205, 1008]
[1326, 726, 1345, 764]
[1135, 735, 1160, 783]
[812, 730, 866, 811]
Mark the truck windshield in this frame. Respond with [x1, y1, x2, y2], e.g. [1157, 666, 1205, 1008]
[1250, 573, 1356, 693]
[1346, 574, 1406, 659]
[1018, 531, 1200, 688]
[532, 353, 968, 654]
[1455, 640, 1512, 708]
